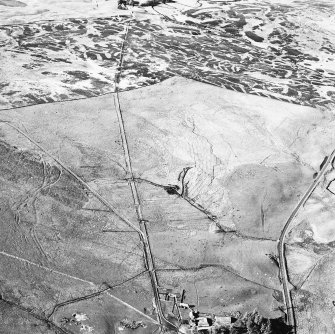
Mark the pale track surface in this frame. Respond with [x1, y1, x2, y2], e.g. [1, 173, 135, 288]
[0, 120, 159, 325]
[278, 150, 335, 333]
[1, 1, 334, 333]
[0, 250, 158, 324]
[112, 9, 180, 332]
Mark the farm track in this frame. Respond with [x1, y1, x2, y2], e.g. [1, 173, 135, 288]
[278, 150, 335, 333]
[112, 10, 179, 332]
[1, 2, 334, 333]
[0, 120, 162, 323]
